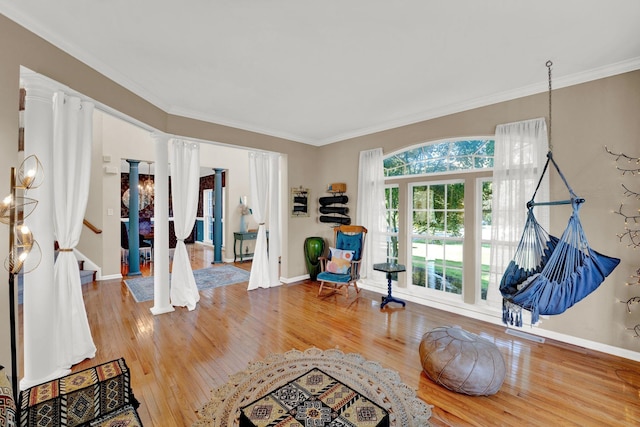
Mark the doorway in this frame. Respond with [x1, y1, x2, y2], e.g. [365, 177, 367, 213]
[202, 186, 225, 248]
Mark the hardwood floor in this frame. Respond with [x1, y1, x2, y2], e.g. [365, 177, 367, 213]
[27, 245, 640, 426]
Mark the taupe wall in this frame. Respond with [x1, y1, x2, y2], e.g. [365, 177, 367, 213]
[1, 12, 639, 375]
[315, 72, 640, 352]
[0, 14, 321, 373]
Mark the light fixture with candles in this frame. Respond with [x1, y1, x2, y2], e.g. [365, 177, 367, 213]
[121, 161, 154, 210]
[0, 154, 44, 401]
[141, 162, 154, 202]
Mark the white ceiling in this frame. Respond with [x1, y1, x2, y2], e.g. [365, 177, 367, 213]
[2, 1, 640, 146]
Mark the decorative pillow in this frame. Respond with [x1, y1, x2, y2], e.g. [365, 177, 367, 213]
[0, 365, 17, 427]
[326, 247, 354, 274]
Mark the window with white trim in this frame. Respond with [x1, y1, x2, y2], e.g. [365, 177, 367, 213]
[384, 185, 399, 265]
[410, 180, 465, 295]
[383, 138, 494, 304]
[478, 179, 492, 300]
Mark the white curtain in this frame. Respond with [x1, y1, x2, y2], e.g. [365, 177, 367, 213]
[169, 139, 200, 310]
[247, 151, 280, 290]
[486, 118, 549, 309]
[356, 148, 386, 278]
[52, 92, 96, 369]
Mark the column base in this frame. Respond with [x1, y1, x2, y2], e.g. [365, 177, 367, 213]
[150, 305, 175, 316]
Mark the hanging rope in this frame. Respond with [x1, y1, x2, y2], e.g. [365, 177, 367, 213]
[546, 60, 553, 153]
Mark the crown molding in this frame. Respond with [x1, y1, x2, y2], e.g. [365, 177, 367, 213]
[317, 57, 640, 146]
[166, 106, 313, 145]
[6, 4, 640, 147]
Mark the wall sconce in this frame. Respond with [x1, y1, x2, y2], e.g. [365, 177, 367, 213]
[0, 154, 44, 400]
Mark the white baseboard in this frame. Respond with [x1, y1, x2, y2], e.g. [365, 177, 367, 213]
[356, 281, 640, 363]
[505, 328, 545, 343]
[281, 274, 310, 284]
[99, 273, 123, 281]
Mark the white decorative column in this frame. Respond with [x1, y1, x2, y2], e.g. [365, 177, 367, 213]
[150, 133, 173, 315]
[20, 73, 68, 387]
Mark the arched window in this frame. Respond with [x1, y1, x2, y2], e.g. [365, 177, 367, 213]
[383, 138, 494, 303]
[384, 139, 493, 177]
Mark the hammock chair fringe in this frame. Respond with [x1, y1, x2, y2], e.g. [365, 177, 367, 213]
[503, 300, 524, 328]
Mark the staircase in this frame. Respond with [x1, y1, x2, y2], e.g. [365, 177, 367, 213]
[54, 243, 97, 286]
[78, 260, 97, 285]
[17, 260, 96, 305]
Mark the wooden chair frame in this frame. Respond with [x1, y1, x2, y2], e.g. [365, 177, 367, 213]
[318, 225, 367, 297]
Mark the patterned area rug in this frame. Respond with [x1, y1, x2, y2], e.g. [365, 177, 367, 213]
[124, 265, 250, 302]
[194, 347, 432, 427]
[19, 358, 142, 426]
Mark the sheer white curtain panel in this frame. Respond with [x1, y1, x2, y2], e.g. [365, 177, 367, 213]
[486, 117, 549, 309]
[247, 151, 275, 290]
[169, 139, 200, 310]
[356, 148, 386, 279]
[52, 92, 97, 369]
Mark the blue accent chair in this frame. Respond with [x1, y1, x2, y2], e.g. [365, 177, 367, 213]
[317, 225, 367, 297]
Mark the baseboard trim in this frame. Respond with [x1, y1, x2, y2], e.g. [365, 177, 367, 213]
[99, 273, 123, 281]
[356, 281, 640, 363]
[506, 328, 545, 343]
[281, 274, 309, 284]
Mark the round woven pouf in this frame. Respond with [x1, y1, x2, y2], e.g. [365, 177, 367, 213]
[419, 326, 506, 396]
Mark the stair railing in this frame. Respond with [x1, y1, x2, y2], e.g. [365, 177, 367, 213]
[83, 218, 102, 234]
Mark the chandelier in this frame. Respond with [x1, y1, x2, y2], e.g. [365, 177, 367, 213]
[140, 162, 154, 202]
[122, 161, 154, 210]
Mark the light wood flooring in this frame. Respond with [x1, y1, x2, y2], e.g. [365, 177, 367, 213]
[22, 245, 640, 426]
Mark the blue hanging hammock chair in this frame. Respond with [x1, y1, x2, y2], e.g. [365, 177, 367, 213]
[500, 152, 620, 326]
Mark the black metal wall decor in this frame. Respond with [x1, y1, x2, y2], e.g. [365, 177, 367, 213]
[291, 187, 309, 217]
[319, 183, 350, 225]
[605, 145, 640, 337]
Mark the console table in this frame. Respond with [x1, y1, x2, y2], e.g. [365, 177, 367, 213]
[233, 231, 268, 262]
[373, 262, 406, 309]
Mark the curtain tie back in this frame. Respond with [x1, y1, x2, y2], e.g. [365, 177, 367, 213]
[58, 248, 73, 252]
[259, 223, 266, 225]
